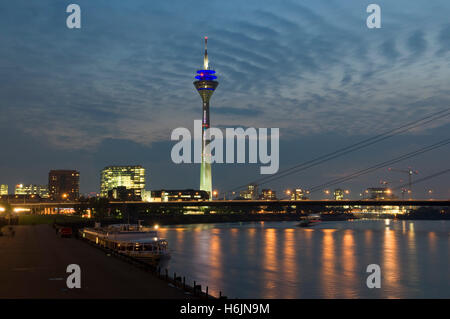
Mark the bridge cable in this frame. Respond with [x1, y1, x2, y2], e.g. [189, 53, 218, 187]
[226, 107, 450, 195]
[303, 138, 450, 195]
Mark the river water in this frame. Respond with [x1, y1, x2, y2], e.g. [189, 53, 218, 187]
[158, 220, 450, 298]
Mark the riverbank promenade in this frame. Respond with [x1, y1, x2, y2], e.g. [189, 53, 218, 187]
[0, 225, 188, 298]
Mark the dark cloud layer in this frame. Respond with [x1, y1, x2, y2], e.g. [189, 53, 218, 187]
[0, 0, 449, 198]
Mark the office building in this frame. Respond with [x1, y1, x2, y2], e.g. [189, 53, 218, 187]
[291, 188, 309, 200]
[107, 186, 141, 201]
[151, 189, 209, 202]
[15, 184, 49, 198]
[0, 184, 8, 195]
[100, 165, 145, 198]
[364, 187, 393, 200]
[239, 183, 258, 200]
[334, 189, 344, 200]
[260, 189, 276, 200]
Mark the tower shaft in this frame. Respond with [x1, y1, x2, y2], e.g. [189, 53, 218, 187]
[200, 99, 212, 196]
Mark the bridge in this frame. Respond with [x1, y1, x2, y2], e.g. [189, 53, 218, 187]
[4, 199, 450, 212]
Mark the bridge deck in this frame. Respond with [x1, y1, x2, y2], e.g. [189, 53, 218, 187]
[6, 199, 450, 208]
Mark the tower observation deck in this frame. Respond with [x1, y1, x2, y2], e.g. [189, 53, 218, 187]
[194, 37, 218, 199]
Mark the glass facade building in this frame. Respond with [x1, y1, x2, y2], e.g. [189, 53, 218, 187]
[15, 184, 49, 198]
[0, 184, 8, 195]
[100, 166, 146, 198]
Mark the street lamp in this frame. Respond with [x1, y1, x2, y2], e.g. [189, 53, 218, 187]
[344, 189, 350, 198]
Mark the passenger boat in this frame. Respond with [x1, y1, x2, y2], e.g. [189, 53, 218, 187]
[297, 219, 321, 227]
[79, 223, 170, 265]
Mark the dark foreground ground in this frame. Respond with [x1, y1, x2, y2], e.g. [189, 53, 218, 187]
[0, 225, 189, 298]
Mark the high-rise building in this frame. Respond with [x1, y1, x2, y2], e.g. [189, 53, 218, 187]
[15, 184, 49, 198]
[49, 170, 80, 201]
[194, 37, 218, 200]
[0, 184, 8, 195]
[100, 165, 145, 198]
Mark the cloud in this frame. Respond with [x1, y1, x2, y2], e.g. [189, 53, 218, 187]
[215, 106, 264, 117]
[379, 39, 400, 61]
[437, 24, 450, 55]
[0, 0, 449, 153]
[407, 30, 427, 57]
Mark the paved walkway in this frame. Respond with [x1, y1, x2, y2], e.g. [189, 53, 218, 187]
[0, 225, 189, 298]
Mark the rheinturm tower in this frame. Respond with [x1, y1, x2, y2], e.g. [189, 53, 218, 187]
[194, 37, 218, 199]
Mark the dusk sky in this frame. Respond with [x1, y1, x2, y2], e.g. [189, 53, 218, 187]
[0, 0, 449, 198]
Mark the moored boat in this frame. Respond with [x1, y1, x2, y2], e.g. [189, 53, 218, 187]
[79, 223, 170, 265]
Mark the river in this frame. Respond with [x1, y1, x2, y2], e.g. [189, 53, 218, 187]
[158, 219, 450, 298]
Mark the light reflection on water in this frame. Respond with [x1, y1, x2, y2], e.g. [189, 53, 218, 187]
[157, 220, 450, 298]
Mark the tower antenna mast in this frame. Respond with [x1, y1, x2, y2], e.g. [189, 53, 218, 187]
[204, 36, 209, 70]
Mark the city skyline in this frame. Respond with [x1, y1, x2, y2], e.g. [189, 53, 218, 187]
[0, 1, 449, 198]
[0, 1, 449, 304]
